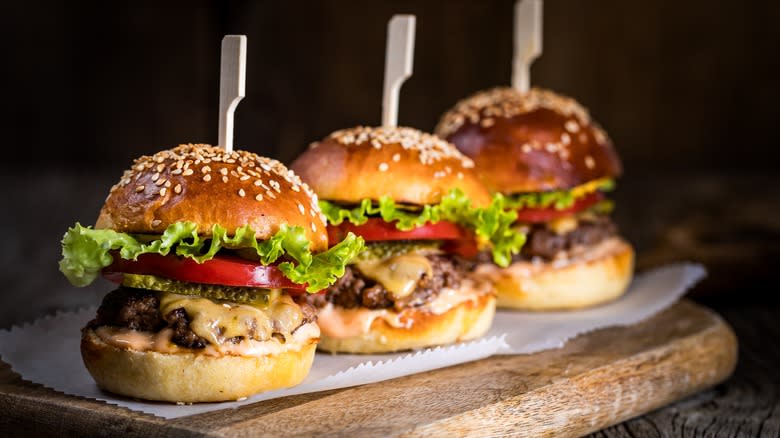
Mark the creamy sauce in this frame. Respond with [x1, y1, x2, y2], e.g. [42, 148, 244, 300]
[95, 323, 319, 358]
[353, 253, 433, 299]
[316, 278, 491, 338]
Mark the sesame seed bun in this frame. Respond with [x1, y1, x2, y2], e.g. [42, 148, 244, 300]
[435, 88, 622, 194]
[290, 126, 492, 208]
[316, 293, 496, 354]
[96, 144, 328, 252]
[80, 327, 317, 403]
[475, 238, 634, 310]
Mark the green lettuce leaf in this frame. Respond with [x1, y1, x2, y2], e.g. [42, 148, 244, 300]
[503, 178, 615, 210]
[59, 222, 364, 293]
[319, 189, 526, 267]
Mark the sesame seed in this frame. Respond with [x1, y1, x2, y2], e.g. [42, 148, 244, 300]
[269, 180, 280, 192]
[135, 185, 145, 192]
[254, 180, 262, 186]
[255, 193, 264, 201]
[378, 162, 389, 172]
[121, 144, 319, 208]
[311, 222, 317, 232]
[565, 120, 580, 133]
[457, 172, 464, 179]
[392, 153, 401, 162]
[435, 87, 592, 138]
[151, 219, 162, 227]
[174, 184, 182, 194]
[521, 144, 533, 154]
[222, 176, 228, 183]
[266, 190, 276, 199]
[585, 156, 595, 169]
[297, 203, 305, 214]
[327, 126, 474, 168]
[561, 133, 571, 145]
[238, 188, 246, 197]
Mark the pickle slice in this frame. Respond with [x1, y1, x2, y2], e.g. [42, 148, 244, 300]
[121, 273, 279, 307]
[354, 241, 442, 262]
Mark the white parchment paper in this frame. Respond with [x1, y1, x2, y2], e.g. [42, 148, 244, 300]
[0, 263, 704, 419]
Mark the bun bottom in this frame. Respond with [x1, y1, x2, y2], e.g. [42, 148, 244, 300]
[480, 238, 634, 311]
[80, 328, 317, 403]
[317, 294, 496, 354]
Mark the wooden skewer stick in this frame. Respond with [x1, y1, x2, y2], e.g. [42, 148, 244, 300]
[512, 0, 543, 93]
[218, 35, 247, 152]
[382, 15, 416, 127]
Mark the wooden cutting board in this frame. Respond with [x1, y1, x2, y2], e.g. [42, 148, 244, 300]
[0, 299, 736, 437]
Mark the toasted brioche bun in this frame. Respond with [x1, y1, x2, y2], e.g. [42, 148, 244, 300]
[81, 328, 317, 403]
[291, 126, 491, 208]
[96, 143, 327, 252]
[317, 293, 496, 354]
[436, 88, 622, 194]
[476, 238, 634, 310]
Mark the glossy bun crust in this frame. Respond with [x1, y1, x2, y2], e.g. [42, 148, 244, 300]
[291, 126, 492, 208]
[436, 88, 622, 194]
[81, 328, 317, 403]
[96, 144, 328, 252]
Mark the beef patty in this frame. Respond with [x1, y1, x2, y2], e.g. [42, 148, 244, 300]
[308, 253, 474, 311]
[88, 287, 317, 349]
[473, 215, 618, 265]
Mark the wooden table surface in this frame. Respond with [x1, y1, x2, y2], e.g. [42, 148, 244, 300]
[1, 170, 778, 436]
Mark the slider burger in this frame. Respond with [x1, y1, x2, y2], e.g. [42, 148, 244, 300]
[436, 88, 634, 310]
[291, 126, 525, 353]
[59, 144, 363, 402]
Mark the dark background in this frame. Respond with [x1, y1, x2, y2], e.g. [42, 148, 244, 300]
[2, 0, 778, 318]
[1, 1, 778, 434]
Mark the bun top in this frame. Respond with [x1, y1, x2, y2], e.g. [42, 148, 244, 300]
[435, 87, 622, 194]
[290, 126, 492, 208]
[96, 144, 328, 252]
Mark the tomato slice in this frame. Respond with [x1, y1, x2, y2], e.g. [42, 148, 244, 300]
[327, 218, 469, 245]
[515, 192, 604, 223]
[103, 253, 306, 290]
[440, 238, 480, 259]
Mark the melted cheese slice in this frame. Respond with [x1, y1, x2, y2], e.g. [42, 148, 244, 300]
[570, 177, 611, 199]
[547, 216, 578, 235]
[159, 292, 303, 345]
[353, 253, 433, 299]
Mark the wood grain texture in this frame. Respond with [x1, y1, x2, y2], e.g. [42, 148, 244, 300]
[0, 300, 736, 437]
[588, 304, 779, 438]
